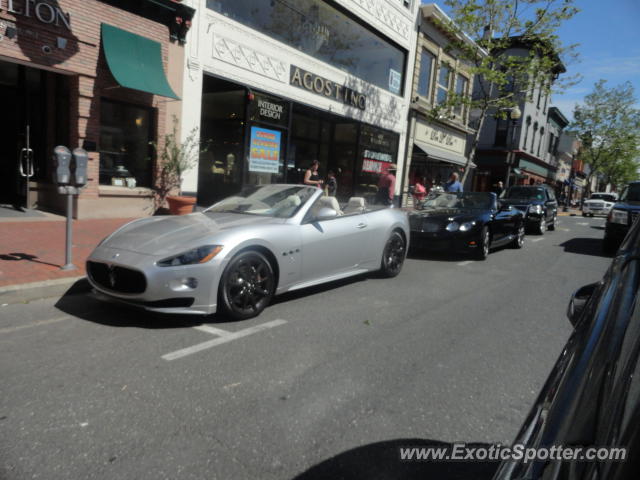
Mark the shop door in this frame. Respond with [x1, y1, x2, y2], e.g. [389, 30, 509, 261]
[0, 61, 46, 209]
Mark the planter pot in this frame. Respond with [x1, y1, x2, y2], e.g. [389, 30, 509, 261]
[167, 195, 196, 215]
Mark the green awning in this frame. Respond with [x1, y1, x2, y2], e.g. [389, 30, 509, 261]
[101, 23, 179, 100]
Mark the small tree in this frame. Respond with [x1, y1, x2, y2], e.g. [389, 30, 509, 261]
[151, 116, 208, 207]
[572, 80, 640, 195]
[431, 0, 579, 184]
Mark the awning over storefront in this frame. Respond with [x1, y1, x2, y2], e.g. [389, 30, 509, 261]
[101, 23, 179, 100]
[414, 140, 475, 168]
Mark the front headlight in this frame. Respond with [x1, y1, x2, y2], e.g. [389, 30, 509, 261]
[157, 245, 224, 267]
[609, 209, 629, 225]
[446, 221, 460, 232]
[459, 221, 476, 232]
[529, 204, 543, 215]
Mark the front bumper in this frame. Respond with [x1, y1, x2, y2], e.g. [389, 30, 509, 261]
[410, 229, 481, 253]
[583, 205, 610, 216]
[86, 246, 224, 315]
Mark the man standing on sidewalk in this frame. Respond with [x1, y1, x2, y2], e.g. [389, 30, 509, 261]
[375, 164, 397, 207]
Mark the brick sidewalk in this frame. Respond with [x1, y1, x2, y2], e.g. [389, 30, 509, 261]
[0, 218, 137, 288]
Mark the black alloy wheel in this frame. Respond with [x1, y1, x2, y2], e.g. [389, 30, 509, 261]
[537, 216, 546, 235]
[380, 231, 406, 278]
[219, 250, 275, 320]
[548, 213, 557, 231]
[511, 223, 525, 249]
[475, 226, 490, 260]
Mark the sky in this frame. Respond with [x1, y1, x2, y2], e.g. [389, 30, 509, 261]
[429, 0, 640, 121]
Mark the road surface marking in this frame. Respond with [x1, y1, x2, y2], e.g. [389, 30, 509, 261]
[0, 316, 70, 334]
[560, 228, 571, 232]
[531, 238, 545, 242]
[193, 324, 232, 336]
[162, 319, 288, 361]
[457, 260, 474, 266]
[577, 222, 589, 226]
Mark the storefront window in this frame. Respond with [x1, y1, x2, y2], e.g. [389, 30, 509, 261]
[198, 76, 246, 205]
[355, 124, 399, 202]
[207, 0, 406, 95]
[99, 99, 154, 188]
[417, 50, 435, 98]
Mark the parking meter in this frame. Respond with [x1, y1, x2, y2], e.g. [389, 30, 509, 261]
[53, 145, 72, 184]
[72, 148, 89, 187]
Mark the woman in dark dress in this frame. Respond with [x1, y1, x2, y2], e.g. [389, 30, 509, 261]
[303, 160, 323, 188]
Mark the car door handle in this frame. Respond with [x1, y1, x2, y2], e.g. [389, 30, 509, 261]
[356, 223, 367, 229]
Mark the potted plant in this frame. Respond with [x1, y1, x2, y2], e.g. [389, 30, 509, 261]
[151, 116, 208, 215]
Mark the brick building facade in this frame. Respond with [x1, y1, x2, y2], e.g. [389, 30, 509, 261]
[0, 0, 193, 218]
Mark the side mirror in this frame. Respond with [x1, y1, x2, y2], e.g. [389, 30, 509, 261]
[315, 207, 338, 221]
[567, 282, 598, 327]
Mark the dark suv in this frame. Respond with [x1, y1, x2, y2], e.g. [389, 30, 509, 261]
[499, 184, 557, 234]
[603, 181, 640, 252]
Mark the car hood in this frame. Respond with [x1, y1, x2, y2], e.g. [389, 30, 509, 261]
[613, 201, 640, 211]
[100, 212, 281, 255]
[500, 198, 543, 212]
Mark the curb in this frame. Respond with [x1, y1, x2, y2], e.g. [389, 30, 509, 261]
[0, 276, 91, 305]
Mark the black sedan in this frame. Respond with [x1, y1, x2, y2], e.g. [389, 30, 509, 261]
[603, 180, 640, 253]
[499, 184, 558, 234]
[408, 192, 525, 260]
[493, 198, 640, 480]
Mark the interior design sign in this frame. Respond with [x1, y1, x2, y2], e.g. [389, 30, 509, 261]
[290, 65, 366, 110]
[249, 127, 281, 174]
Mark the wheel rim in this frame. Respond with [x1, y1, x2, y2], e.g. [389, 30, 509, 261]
[540, 218, 546, 233]
[225, 256, 273, 315]
[384, 235, 405, 274]
[517, 225, 525, 246]
[482, 230, 490, 257]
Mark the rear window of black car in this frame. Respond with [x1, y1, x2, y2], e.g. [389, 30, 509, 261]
[620, 184, 640, 202]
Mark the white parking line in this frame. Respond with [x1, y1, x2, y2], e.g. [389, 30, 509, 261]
[531, 238, 545, 242]
[457, 260, 474, 266]
[162, 319, 288, 361]
[0, 316, 70, 334]
[193, 324, 233, 336]
[577, 222, 589, 226]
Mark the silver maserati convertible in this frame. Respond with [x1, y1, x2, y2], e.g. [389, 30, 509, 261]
[86, 184, 409, 320]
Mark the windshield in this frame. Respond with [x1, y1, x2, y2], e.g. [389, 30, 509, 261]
[501, 186, 546, 200]
[590, 194, 617, 202]
[205, 185, 317, 218]
[621, 184, 640, 202]
[421, 192, 494, 210]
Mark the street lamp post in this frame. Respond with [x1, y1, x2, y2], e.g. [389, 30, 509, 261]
[504, 106, 522, 188]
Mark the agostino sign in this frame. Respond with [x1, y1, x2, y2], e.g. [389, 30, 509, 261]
[290, 65, 366, 111]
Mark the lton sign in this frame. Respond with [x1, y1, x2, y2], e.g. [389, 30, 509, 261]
[0, 0, 71, 30]
[290, 65, 366, 110]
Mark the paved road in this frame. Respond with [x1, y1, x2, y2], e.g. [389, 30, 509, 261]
[0, 216, 613, 480]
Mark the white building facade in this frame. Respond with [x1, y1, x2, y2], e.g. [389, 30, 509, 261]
[179, 0, 419, 205]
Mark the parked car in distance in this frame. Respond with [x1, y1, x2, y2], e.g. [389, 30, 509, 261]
[493, 205, 640, 480]
[604, 181, 640, 253]
[86, 185, 409, 320]
[408, 192, 525, 260]
[582, 192, 618, 217]
[499, 184, 558, 234]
